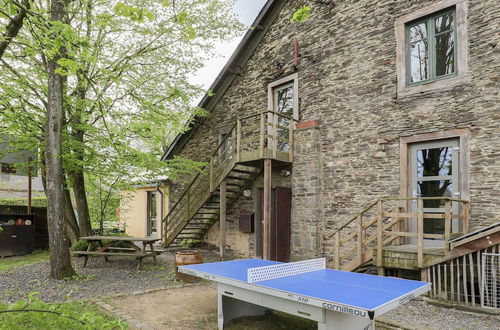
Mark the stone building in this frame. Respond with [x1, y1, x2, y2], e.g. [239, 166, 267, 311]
[161, 0, 499, 300]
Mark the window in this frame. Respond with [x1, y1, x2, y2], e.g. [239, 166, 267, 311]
[407, 9, 456, 84]
[267, 74, 299, 153]
[395, 0, 468, 97]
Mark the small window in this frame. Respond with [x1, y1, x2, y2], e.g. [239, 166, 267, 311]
[395, 0, 468, 97]
[406, 8, 456, 85]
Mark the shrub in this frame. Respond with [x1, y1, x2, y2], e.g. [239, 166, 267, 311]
[0, 293, 127, 329]
[180, 239, 201, 248]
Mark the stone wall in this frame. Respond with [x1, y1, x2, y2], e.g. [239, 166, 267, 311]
[168, 0, 500, 258]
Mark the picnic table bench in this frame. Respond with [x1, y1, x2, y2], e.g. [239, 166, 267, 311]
[72, 236, 161, 271]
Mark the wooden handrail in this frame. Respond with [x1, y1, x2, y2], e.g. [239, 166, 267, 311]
[329, 196, 469, 238]
[331, 196, 470, 271]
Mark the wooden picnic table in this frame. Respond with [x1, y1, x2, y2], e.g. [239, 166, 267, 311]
[72, 236, 161, 271]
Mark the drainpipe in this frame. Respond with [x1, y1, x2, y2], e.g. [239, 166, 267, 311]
[156, 182, 164, 242]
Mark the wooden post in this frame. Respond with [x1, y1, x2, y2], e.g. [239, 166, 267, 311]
[186, 189, 190, 224]
[236, 118, 241, 162]
[288, 118, 294, 161]
[219, 180, 226, 260]
[210, 156, 214, 192]
[456, 258, 461, 303]
[272, 113, 278, 159]
[469, 253, 475, 306]
[451, 260, 455, 301]
[444, 263, 448, 300]
[357, 215, 363, 266]
[444, 200, 452, 254]
[462, 201, 469, 234]
[334, 231, 340, 270]
[259, 112, 265, 158]
[432, 266, 437, 297]
[417, 199, 424, 268]
[392, 206, 400, 246]
[477, 250, 482, 307]
[377, 200, 384, 275]
[462, 255, 468, 305]
[27, 159, 32, 214]
[421, 268, 428, 282]
[437, 263, 442, 298]
[263, 159, 272, 260]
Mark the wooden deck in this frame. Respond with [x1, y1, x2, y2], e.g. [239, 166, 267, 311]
[373, 244, 445, 270]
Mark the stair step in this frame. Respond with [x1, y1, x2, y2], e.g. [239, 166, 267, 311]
[177, 233, 202, 238]
[191, 217, 217, 221]
[225, 183, 245, 187]
[226, 175, 248, 181]
[185, 225, 208, 229]
[231, 168, 259, 174]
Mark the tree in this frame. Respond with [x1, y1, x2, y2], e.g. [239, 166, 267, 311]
[45, 0, 76, 279]
[0, 0, 30, 58]
[1, 0, 241, 252]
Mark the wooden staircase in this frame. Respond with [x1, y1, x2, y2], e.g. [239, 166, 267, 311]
[163, 111, 297, 247]
[330, 197, 470, 273]
[167, 164, 261, 247]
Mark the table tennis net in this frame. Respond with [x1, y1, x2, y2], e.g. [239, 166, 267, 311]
[247, 258, 326, 283]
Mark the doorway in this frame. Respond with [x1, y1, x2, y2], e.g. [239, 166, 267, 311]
[258, 187, 291, 262]
[409, 139, 461, 246]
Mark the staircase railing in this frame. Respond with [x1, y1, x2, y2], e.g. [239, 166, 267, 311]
[163, 111, 297, 246]
[330, 197, 470, 271]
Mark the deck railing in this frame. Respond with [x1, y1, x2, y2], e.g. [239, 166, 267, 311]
[330, 197, 470, 271]
[163, 111, 297, 246]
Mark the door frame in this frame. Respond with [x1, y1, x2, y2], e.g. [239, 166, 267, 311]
[409, 139, 460, 246]
[267, 73, 299, 120]
[400, 129, 470, 242]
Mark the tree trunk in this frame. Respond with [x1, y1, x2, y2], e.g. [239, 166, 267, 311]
[41, 155, 80, 245]
[72, 168, 92, 236]
[45, 0, 76, 279]
[63, 182, 80, 243]
[70, 66, 92, 237]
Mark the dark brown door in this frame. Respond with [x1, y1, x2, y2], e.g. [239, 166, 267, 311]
[259, 187, 291, 262]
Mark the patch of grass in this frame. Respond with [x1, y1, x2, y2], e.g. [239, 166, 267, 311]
[0, 293, 127, 329]
[0, 250, 49, 273]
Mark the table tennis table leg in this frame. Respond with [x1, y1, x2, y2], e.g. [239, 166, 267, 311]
[217, 289, 267, 329]
[318, 309, 374, 330]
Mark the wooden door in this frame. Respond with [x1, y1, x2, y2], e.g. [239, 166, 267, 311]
[259, 187, 291, 262]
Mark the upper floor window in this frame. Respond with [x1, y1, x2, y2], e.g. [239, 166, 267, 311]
[396, 0, 468, 97]
[407, 9, 456, 84]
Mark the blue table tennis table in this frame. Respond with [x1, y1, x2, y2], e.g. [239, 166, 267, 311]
[179, 258, 431, 330]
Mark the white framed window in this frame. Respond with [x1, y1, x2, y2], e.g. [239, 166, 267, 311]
[395, 0, 469, 97]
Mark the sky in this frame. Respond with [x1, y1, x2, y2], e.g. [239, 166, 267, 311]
[190, 0, 268, 91]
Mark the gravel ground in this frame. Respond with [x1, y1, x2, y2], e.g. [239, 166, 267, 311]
[380, 299, 499, 330]
[0, 247, 220, 304]
[2, 250, 498, 330]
